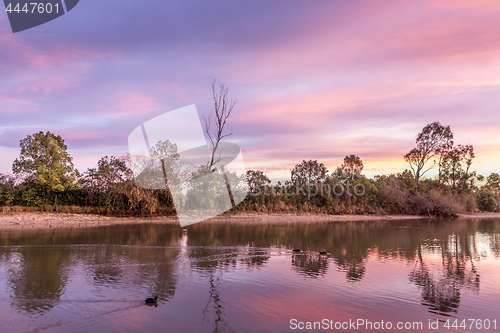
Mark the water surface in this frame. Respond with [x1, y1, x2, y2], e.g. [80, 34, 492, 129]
[0, 218, 499, 332]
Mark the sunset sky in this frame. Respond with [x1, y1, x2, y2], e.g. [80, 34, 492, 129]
[1, 0, 499, 181]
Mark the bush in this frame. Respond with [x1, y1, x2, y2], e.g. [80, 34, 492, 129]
[376, 179, 410, 214]
[411, 190, 464, 218]
[476, 191, 498, 212]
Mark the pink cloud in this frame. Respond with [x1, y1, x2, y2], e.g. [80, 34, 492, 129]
[18, 76, 76, 94]
[96, 91, 157, 116]
[0, 96, 34, 105]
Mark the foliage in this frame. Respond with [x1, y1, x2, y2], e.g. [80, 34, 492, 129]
[404, 122, 453, 183]
[82, 156, 132, 208]
[440, 144, 477, 190]
[246, 170, 271, 195]
[485, 173, 500, 195]
[476, 190, 498, 212]
[335, 155, 364, 181]
[291, 160, 328, 187]
[0, 174, 16, 206]
[0, 125, 496, 218]
[12, 131, 78, 204]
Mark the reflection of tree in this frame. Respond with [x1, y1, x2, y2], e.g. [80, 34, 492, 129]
[0, 223, 183, 247]
[135, 248, 180, 300]
[331, 253, 366, 282]
[202, 271, 231, 333]
[8, 247, 71, 314]
[1, 218, 498, 322]
[185, 225, 269, 332]
[291, 254, 328, 278]
[0, 225, 184, 315]
[82, 246, 180, 302]
[477, 219, 500, 257]
[409, 234, 480, 316]
[325, 224, 371, 282]
[188, 248, 237, 333]
[492, 234, 500, 257]
[239, 250, 269, 268]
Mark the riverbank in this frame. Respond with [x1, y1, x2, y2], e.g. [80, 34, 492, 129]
[1, 211, 500, 230]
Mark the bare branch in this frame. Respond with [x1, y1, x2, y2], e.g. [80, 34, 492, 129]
[205, 79, 237, 172]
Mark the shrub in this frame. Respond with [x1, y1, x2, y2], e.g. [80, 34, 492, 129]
[376, 179, 410, 214]
[412, 190, 464, 218]
[476, 191, 498, 212]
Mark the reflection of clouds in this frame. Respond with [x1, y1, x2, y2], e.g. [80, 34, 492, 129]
[472, 233, 493, 258]
[447, 234, 462, 256]
[0, 219, 498, 327]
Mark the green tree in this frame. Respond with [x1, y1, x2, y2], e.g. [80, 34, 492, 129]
[476, 190, 498, 212]
[404, 122, 453, 183]
[149, 139, 181, 191]
[440, 144, 477, 190]
[291, 160, 328, 187]
[83, 156, 132, 208]
[335, 155, 364, 181]
[12, 131, 77, 205]
[246, 170, 271, 195]
[0, 173, 16, 206]
[486, 173, 500, 195]
[332, 155, 365, 206]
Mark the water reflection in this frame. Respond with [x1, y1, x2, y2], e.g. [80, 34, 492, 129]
[80, 246, 180, 302]
[186, 246, 239, 333]
[7, 247, 71, 314]
[291, 254, 328, 278]
[409, 233, 481, 316]
[0, 218, 498, 331]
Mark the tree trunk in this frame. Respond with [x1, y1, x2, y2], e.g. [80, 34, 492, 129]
[161, 159, 173, 206]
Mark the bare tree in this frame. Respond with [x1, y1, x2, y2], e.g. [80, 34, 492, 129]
[202, 80, 238, 208]
[204, 80, 237, 172]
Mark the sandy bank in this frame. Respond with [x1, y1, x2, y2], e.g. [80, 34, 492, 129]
[0, 212, 499, 230]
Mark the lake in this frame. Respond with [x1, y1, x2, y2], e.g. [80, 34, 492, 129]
[0, 218, 499, 332]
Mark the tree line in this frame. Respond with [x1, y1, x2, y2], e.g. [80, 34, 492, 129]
[0, 121, 499, 217]
[242, 121, 499, 216]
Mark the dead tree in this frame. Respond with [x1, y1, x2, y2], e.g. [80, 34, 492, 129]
[204, 80, 237, 172]
[204, 80, 237, 207]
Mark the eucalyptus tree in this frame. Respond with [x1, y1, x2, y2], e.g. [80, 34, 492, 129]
[246, 170, 271, 195]
[404, 122, 453, 183]
[335, 155, 364, 181]
[440, 144, 477, 190]
[486, 173, 500, 195]
[291, 160, 328, 187]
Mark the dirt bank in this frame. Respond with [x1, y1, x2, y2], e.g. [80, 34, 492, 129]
[0, 211, 499, 230]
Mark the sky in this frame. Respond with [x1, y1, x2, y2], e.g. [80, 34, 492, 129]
[1, 0, 500, 182]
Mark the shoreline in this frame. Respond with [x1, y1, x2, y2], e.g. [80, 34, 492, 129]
[0, 211, 499, 230]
